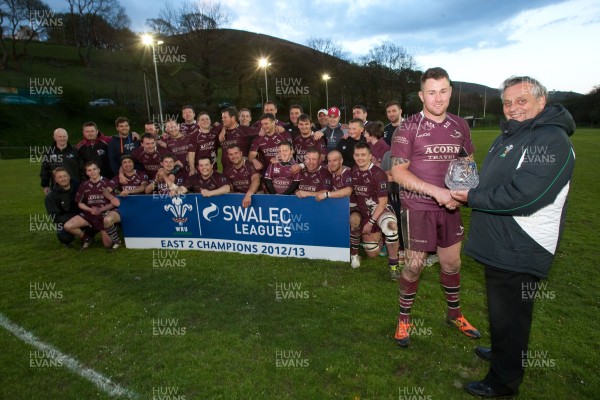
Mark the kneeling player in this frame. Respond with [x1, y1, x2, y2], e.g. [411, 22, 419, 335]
[64, 161, 115, 250]
[145, 154, 186, 195]
[178, 157, 230, 197]
[350, 143, 400, 279]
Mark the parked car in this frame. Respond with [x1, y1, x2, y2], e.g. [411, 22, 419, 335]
[0, 95, 38, 105]
[89, 98, 115, 106]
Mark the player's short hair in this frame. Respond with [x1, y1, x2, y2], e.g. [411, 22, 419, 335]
[198, 111, 209, 118]
[141, 133, 155, 142]
[82, 121, 97, 130]
[260, 113, 276, 122]
[304, 147, 320, 156]
[161, 153, 176, 162]
[352, 104, 367, 113]
[226, 143, 242, 152]
[290, 104, 303, 112]
[145, 121, 157, 127]
[421, 67, 450, 88]
[84, 161, 100, 169]
[239, 107, 250, 114]
[349, 118, 365, 128]
[52, 167, 69, 177]
[120, 154, 134, 163]
[354, 142, 371, 153]
[298, 113, 311, 123]
[196, 156, 212, 165]
[115, 117, 129, 126]
[222, 107, 238, 121]
[385, 100, 401, 110]
[500, 76, 548, 101]
[181, 104, 195, 113]
[278, 141, 293, 151]
[263, 101, 277, 110]
[327, 150, 343, 160]
[365, 121, 384, 139]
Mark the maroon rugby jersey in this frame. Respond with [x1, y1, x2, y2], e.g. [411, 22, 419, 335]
[130, 146, 170, 180]
[75, 177, 110, 208]
[190, 128, 219, 167]
[221, 125, 259, 171]
[250, 131, 293, 165]
[391, 112, 474, 211]
[183, 171, 229, 194]
[370, 139, 390, 167]
[264, 161, 300, 194]
[155, 171, 186, 194]
[297, 165, 332, 192]
[108, 170, 148, 193]
[163, 134, 192, 167]
[293, 134, 327, 164]
[332, 166, 356, 207]
[180, 122, 199, 137]
[352, 163, 388, 218]
[224, 160, 258, 193]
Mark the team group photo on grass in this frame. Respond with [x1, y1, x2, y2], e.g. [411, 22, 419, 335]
[1, 0, 599, 398]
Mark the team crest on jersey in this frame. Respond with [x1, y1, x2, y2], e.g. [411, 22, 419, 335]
[450, 130, 462, 138]
[164, 196, 193, 227]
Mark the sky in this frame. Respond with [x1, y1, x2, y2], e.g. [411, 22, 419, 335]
[47, 0, 599, 94]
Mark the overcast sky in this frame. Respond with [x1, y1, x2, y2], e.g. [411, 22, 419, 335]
[48, 0, 599, 94]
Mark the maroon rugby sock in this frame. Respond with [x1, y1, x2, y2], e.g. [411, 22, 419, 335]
[440, 269, 461, 319]
[399, 276, 419, 323]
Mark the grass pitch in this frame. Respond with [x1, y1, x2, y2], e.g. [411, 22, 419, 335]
[0, 129, 598, 399]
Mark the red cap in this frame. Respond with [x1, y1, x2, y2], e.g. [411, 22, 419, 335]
[328, 107, 340, 117]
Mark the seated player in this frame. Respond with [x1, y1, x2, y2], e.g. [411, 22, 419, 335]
[44, 167, 83, 247]
[103, 155, 149, 204]
[178, 157, 230, 197]
[350, 143, 400, 279]
[145, 154, 186, 195]
[295, 147, 332, 198]
[263, 141, 300, 195]
[63, 161, 116, 251]
[224, 144, 261, 208]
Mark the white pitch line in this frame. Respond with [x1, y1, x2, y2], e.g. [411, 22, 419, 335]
[0, 313, 138, 399]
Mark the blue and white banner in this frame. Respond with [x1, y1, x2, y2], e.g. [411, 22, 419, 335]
[119, 193, 350, 261]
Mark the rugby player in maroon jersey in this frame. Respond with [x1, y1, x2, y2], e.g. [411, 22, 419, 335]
[64, 161, 116, 251]
[225, 144, 261, 208]
[129, 134, 174, 181]
[160, 120, 193, 171]
[249, 113, 293, 172]
[263, 142, 300, 195]
[178, 157, 230, 197]
[145, 154, 186, 195]
[295, 148, 332, 198]
[350, 143, 400, 279]
[219, 107, 260, 171]
[363, 121, 390, 167]
[101, 155, 148, 251]
[293, 114, 327, 165]
[315, 150, 353, 202]
[179, 105, 200, 137]
[252, 101, 287, 128]
[188, 114, 220, 174]
[391, 67, 480, 347]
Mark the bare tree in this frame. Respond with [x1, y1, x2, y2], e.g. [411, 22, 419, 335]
[145, 0, 230, 104]
[0, 0, 51, 65]
[306, 37, 350, 61]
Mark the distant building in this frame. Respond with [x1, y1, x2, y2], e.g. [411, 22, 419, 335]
[13, 26, 40, 41]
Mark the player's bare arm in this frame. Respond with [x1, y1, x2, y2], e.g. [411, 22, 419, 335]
[391, 158, 454, 207]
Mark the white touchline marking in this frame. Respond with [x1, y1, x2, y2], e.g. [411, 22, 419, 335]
[0, 313, 138, 399]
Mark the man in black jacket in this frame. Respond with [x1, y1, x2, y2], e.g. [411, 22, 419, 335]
[44, 168, 81, 246]
[452, 76, 576, 398]
[40, 128, 83, 195]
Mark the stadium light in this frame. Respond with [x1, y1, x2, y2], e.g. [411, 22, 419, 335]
[142, 34, 165, 131]
[258, 58, 271, 102]
[322, 74, 331, 109]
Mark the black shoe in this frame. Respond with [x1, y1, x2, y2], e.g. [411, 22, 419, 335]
[475, 346, 492, 362]
[464, 381, 516, 398]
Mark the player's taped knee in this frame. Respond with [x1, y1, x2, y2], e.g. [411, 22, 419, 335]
[379, 214, 398, 242]
[362, 241, 379, 252]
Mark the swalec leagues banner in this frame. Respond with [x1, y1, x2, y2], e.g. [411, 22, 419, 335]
[119, 194, 350, 261]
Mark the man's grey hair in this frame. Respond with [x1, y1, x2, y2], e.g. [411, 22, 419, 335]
[500, 76, 548, 101]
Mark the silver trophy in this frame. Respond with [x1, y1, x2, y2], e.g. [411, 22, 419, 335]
[445, 148, 479, 190]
